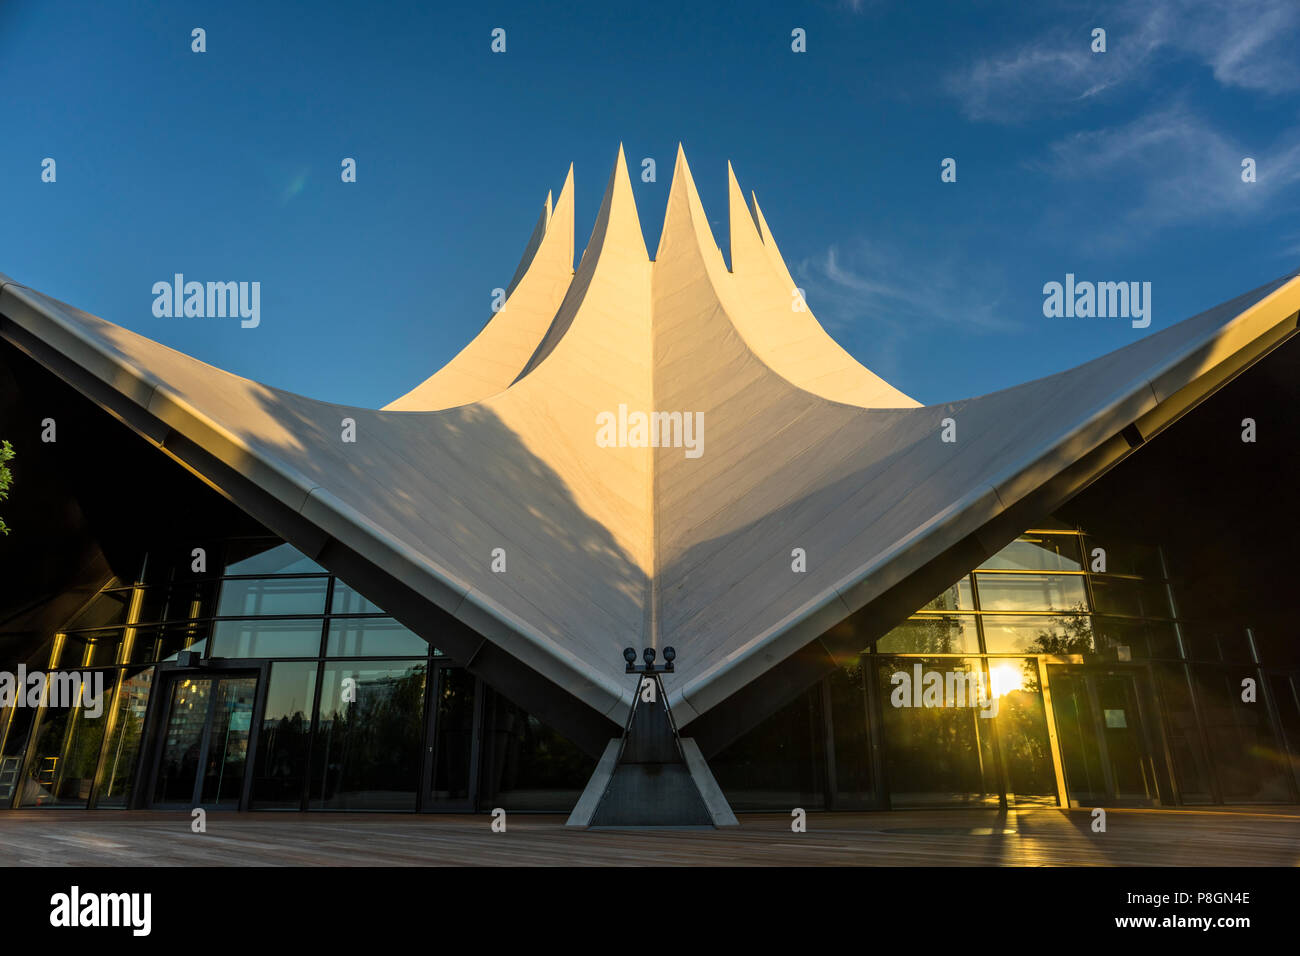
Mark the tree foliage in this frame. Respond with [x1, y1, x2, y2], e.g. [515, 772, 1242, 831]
[0, 440, 14, 535]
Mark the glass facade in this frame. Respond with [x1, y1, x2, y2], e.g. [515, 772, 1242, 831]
[0, 538, 593, 812]
[3, 527, 1298, 815]
[712, 526, 1300, 810]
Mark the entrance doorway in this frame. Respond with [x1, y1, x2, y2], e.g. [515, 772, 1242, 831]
[1048, 665, 1160, 805]
[150, 672, 259, 809]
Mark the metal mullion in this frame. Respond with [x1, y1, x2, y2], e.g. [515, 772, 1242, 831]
[210, 613, 332, 622]
[863, 654, 890, 810]
[220, 573, 331, 581]
[45, 637, 90, 806]
[86, 669, 128, 810]
[1252, 660, 1298, 803]
[417, 654, 438, 812]
[191, 679, 221, 807]
[1138, 665, 1180, 806]
[1036, 657, 1070, 807]
[969, 574, 987, 654]
[975, 653, 1009, 809]
[1287, 674, 1300, 794]
[467, 675, 485, 812]
[972, 569, 1089, 576]
[1181, 660, 1223, 804]
[87, 583, 148, 807]
[0, 701, 14, 766]
[303, 654, 329, 812]
[1083, 673, 1119, 801]
[240, 662, 271, 811]
[13, 662, 55, 809]
[821, 677, 837, 810]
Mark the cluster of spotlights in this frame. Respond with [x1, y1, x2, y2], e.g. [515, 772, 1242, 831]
[623, 645, 676, 673]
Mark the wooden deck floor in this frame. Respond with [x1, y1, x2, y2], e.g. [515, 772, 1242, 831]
[1, 807, 1297, 866]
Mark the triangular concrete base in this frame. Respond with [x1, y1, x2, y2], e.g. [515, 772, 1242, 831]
[566, 675, 738, 828]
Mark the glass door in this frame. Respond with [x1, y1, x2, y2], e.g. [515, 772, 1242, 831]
[1048, 665, 1156, 805]
[151, 674, 258, 808]
[1093, 671, 1153, 801]
[425, 663, 478, 810]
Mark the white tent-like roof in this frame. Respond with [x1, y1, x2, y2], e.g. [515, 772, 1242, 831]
[3, 145, 1298, 735]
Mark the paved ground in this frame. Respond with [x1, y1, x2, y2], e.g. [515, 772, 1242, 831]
[1, 807, 1297, 866]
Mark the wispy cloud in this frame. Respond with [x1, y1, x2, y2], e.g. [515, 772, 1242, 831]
[794, 240, 1020, 372]
[948, 0, 1300, 123]
[1037, 104, 1300, 234]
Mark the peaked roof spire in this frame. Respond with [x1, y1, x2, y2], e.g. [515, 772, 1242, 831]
[748, 192, 802, 305]
[582, 143, 647, 268]
[383, 165, 576, 410]
[655, 144, 723, 269]
[727, 161, 766, 275]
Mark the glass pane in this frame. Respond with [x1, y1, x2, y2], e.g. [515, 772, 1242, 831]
[981, 614, 1094, 655]
[1268, 674, 1300, 795]
[95, 667, 155, 807]
[330, 581, 386, 615]
[54, 688, 112, 807]
[126, 621, 210, 665]
[974, 573, 1087, 612]
[432, 666, 476, 803]
[876, 657, 999, 807]
[709, 684, 826, 811]
[1083, 536, 1163, 578]
[130, 585, 168, 626]
[17, 671, 114, 808]
[0, 702, 38, 804]
[65, 589, 133, 630]
[1185, 624, 1253, 660]
[1047, 668, 1109, 804]
[876, 615, 978, 653]
[225, 541, 324, 576]
[1252, 629, 1300, 667]
[979, 534, 1082, 572]
[919, 577, 974, 612]
[216, 576, 328, 617]
[252, 662, 318, 808]
[1092, 617, 1179, 660]
[159, 578, 220, 623]
[312, 662, 426, 810]
[1094, 672, 1155, 800]
[19, 698, 72, 806]
[1091, 577, 1170, 619]
[1178, 623, 1221, 661]
[827, 661, 875, 807]
[478, 687, 597, 812]
[1153, 663, 1212, 802]
[142, 543, 217, 588]
[26, 637, 58, 669]
[199, 677, 256, 807]
[1146, 621, 1180, 659]
[153, 677, 211, 805]
[209, 619, 323, 658]
[992, 659, 1057, 805]
[1215, 629, 1256, 663]
[326, 618, 426, 657]
[1185, 664, 1290, 801]
[56, 631, 124, 668]
[139, 620, 211, 663]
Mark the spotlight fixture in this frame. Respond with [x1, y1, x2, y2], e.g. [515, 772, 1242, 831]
[624, 646, 677, 673]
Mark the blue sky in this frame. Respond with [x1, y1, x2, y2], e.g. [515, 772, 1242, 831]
[2, 0, 1298, 407]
